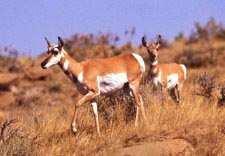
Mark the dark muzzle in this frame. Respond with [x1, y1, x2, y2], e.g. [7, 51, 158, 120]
[41, 59, 48, 69]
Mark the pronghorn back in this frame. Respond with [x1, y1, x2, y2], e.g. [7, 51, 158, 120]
[81, 53, 145, 82]
[79, 53, 145, 94]
[41, 37, 148, 134]
[156, 63, 186, 88]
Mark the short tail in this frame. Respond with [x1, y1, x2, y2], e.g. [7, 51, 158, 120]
[131, 53, 146, 73]
[179, 64, 187, 80]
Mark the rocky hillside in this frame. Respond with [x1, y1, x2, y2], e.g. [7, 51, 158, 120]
[0, 19, 225, 155]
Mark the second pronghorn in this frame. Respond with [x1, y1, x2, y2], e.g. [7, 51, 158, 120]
[41, 37, 147, 135]
[142, 35, 187, 103]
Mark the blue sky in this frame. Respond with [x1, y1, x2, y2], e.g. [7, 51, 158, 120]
[0, 0, 224, 56]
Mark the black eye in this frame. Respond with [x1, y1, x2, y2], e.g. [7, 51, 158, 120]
[52, 50, 59, 55]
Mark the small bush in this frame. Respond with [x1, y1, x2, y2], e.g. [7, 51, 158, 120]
[193, 73, 217, 99]
[175, 49, 210, 68]
[97, 89, 135, 124]
[175, 42, 220, 68]
[49, 81, 62, 92]
[218, 82, 225, 107]
[0, 119, 40, 156]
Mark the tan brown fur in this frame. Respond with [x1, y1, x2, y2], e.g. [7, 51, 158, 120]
[57, 52, 143, 93]
[41, 37, 147, 135]
[150, 63, 186, 87]
[142, 35, 187, 103]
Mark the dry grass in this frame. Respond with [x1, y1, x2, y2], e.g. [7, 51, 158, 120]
[1, 18, 225, 156]
[2, 75, 225, 156]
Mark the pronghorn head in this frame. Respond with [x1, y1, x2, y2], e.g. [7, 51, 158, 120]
[41, 37, 65, 69]
[142, 35, 161, 62]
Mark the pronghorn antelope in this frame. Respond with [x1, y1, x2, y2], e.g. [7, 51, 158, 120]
[142, 35, 187, 103]
[41, 37, 147, 134]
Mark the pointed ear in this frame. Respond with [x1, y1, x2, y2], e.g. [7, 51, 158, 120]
[156, 34, 161, 48]
[45, 37, 54, 47]
[142, 36, 149, 48]
[58, 37, 64, 50]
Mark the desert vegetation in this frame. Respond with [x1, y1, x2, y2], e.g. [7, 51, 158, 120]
[0, 18, 225, 155]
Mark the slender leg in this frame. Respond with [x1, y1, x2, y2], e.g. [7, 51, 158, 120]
[138, 93, 147, 125]
[176, 84, 182, 104]
[123, 83, 133, 97]
[71, 91, 98, 134]
[135, 103, 140, 127]
[130, 84, 147, 127]
[170, 88, 177, 102]
[161, 87, 168, 104]
[91, 99, 100, 135]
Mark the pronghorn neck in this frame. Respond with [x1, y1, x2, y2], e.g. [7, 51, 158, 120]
[149, 58, 159, 75]
[58, 51, 82, 77]
[150, 59, 158, 66]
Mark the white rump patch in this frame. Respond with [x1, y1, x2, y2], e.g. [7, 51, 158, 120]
[63, 60, 69, 70]
[180, 64, 187, 80]
[98, 73, 128, 94]
[131, 53, 146, 73]
[167, 74, 179, 89]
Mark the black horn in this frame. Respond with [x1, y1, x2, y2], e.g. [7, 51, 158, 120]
[45, 37, 54, 47]
[156, 34, 161, 44]
[58, 36, 64, 48]
[142, 36, 149, 48]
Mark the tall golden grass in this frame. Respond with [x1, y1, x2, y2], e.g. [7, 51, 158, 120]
[1, 72, 225, 156]
[1, 18, 225, 156]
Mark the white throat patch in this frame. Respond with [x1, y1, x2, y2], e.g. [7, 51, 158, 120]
[151, 67, 158, 74]
[77, 72, 83, 83]
[152, 60, 158, 65]
[152, 71, 162, 85]
[63, 60, 69, 71]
